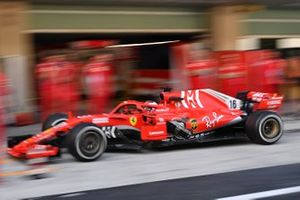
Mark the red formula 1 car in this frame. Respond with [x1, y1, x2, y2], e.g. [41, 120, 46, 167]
[7, 89, 284, 162]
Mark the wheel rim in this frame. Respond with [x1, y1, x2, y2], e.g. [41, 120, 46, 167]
[79, 131, 101, 156]
[261, 118, 280, 139]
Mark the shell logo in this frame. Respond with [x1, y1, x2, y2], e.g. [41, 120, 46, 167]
[190, 119, 198, 130]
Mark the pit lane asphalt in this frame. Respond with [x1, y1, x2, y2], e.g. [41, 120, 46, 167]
[1, 119, 300, 200]
[24, 163, 300, 200]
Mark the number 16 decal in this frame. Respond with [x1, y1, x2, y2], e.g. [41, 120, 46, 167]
[229, 100, 237, 109]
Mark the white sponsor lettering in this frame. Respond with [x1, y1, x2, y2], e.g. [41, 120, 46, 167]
[251, 92, 265, 101]
[156, 108, 169, 112]
[101, 126, 117, 138]
[252, 92, 264, 97]
[77, 115, 92, 118]
[202, 112, 224, 128]
[92, 117, 109, 124]
[267, 100, 281, 105]
[149, 131, 164, 135]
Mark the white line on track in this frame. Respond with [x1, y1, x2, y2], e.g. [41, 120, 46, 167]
[216, 185, 300, 200]
[58, 192, 86, 198]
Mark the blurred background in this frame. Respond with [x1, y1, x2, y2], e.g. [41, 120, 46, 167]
[0, 1, 300, 198]
[0, 0, 299, 127]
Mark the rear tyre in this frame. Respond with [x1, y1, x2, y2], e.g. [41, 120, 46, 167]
[66, 123, 107, 162]
[42, 113, 68, 131]
[245, 111, 283, 145]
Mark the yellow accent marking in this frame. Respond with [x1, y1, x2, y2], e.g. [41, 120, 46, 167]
[0, 158, 13, 164]
[0, 167, 58, 177]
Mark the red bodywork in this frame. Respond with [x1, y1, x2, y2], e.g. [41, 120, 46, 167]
[7, 89, 283, 160]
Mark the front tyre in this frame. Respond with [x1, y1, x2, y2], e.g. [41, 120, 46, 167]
[66, 123, 107, 162]
[246, 111, 283, 145]
[42, 113, 68, 131]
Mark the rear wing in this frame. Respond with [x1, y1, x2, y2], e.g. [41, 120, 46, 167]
[237, 91, 283, 111]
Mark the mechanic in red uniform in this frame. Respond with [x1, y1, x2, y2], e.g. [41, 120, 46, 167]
[83, 54, 113, 114]
[35, 56, 57, 120]
[36, 55, 79, 120]
[186, 49, 217, 90]
[0, 71, 8, 177]
[217, 53, 247, 96]
[264, 52, 285, 93]
[53, 55, 79, 115]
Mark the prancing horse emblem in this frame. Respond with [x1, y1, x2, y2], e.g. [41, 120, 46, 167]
[130, 116, 137, 126]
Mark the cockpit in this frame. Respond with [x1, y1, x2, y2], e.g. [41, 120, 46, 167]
[112, 101, 159, 115]
[114, 104, 143, 115]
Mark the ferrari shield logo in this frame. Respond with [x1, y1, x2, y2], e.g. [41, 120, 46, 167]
[130, 116, 137, 126]
[190, 119, 198, 130]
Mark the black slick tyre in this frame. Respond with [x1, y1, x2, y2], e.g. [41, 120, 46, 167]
[245, 111, 283, 145]
[66, 123, 107, 162]
[42, 113, 68, 131]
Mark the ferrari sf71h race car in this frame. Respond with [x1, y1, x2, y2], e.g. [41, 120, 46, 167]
[8, 89, 284, 162]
